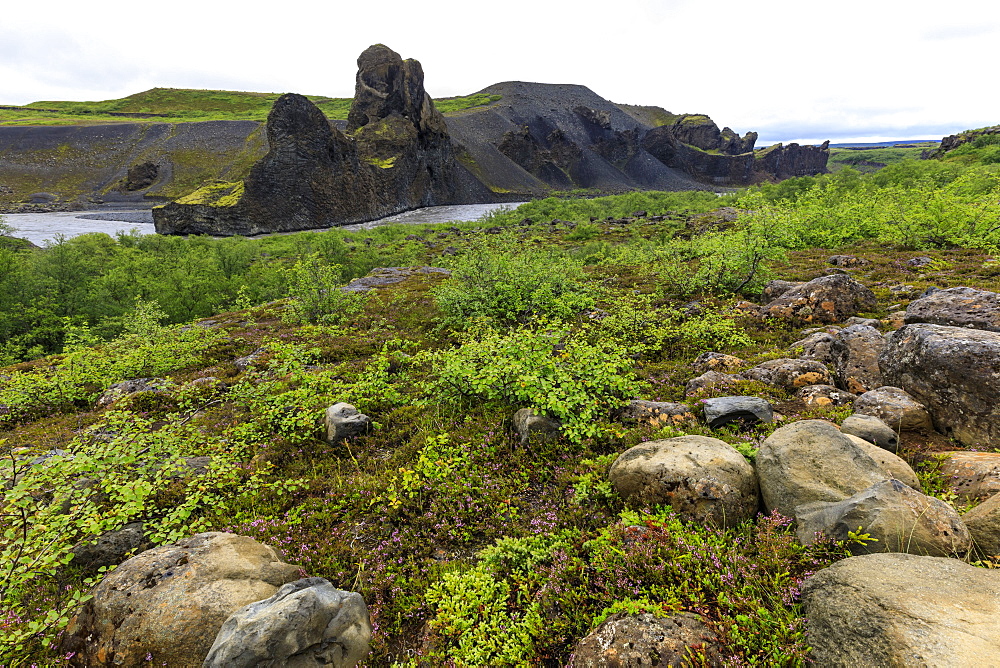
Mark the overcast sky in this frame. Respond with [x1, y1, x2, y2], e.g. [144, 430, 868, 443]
[1, 0, 995, 145]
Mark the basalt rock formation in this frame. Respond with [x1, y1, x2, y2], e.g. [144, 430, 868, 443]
[153, 45, 489, 236]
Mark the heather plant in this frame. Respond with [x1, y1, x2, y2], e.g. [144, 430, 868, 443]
[417, 508, 851, 666]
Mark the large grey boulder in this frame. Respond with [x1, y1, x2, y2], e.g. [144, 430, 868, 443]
[795, 479, 971, 557]
[880, 323, 1000, 446]
[801, 553, 1000, 667]
[63, 532, 302, 667]
[569, 612, 722, 667]
[743, 358, 831, 392]
[841, 414, 899, 453]
[204, 577, 372, 667]
[831, 325, 885, 394]
[756, 420, 886, 518]
[608, 436, 759, 529]
[962, 492, 1000, 558]
[324, 403, 371, 443]
[904, 285, 1000, 331]
[842, 434, 919, 490]
[760, 274, 876, 324]
[853, 386, 933, 431]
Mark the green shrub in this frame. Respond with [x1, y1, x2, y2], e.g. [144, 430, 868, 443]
[433, 235, 594, 328]
[419, 323, 644, 442]
[283, 253, 366, 325]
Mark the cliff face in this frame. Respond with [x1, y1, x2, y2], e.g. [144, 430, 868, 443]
[154, 46, 490, 236]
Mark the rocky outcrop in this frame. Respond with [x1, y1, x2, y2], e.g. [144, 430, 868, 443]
[154, 46, 488, 236]
[801, 553, 1000, 666]
[880, 323, 1000, 446]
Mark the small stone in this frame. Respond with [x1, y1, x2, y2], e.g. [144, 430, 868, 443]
[512, 408, 561, 446]
[324, 403, 371, 443]
[691, 351, 744, 373]
[571, 612, 723, 667]
[684, 370, 742, 397]
[962, 492, 1000, 558]
[702, 396, 773, 429]
[797, 384, 857, 407]
[744, 358, 832, 392]
[841, 414, 899, 453]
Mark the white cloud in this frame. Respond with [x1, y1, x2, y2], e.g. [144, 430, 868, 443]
[0, 0, 996, 142]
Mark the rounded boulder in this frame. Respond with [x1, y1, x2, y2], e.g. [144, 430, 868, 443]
[609, 435, 759, 528]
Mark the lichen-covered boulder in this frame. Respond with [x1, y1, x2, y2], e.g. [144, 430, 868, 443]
[691, 351, 744, 373]
[684, 370, 741, 396]
[797, 384, 856, 407]
[760, 279, 803, 302]
[830, 325, 885, 394]
[614, 400, 696, 427]
[795, 479, 971, 556]
[62, 532, 301, 667]
[760, 274, 877, 324]
[853, 386, 933, 431]
[880, 324, 1000, 446]
[608, 436, 759, 528]
[743, 358, 831, 392]
[904, 286, 1000, 331]
[755, 420, 886, 518]
[801, 553, 1000, 666]
[570, 612, 722, 667]
[204, 577, 372, 667]
[790, 330, 836, 363]
[938, 451, 1000, 503]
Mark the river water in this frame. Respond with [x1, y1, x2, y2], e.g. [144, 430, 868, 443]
[2, 202, 526, 246]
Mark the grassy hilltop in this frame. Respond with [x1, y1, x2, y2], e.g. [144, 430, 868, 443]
[0, 88, 502, 126]
[1, 135, 1000, 665]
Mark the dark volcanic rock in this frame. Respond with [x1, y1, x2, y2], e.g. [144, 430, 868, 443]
[154, 45, 487, 236]
[880, 323, 1000, 446]
[118, 162, 159, 191]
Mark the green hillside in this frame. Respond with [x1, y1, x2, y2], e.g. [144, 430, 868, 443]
[0, 88, 501, 127]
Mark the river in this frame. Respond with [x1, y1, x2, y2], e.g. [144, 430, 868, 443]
[1, 202, 527, 246]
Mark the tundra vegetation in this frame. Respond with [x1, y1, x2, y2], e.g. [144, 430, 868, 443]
[2, 146, 1000, 665]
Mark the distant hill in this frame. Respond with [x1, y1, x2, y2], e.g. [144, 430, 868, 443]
[0, 88, 500, 127]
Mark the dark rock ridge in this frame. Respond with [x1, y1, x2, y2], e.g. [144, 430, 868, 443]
[154, 45, 490, 236]
[445, 81, 829, 194]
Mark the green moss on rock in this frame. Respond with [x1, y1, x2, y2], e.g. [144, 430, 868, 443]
[175, 180, 244, 207]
